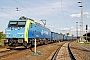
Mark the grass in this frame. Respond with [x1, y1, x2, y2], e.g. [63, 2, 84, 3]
[84, 42, 90, 44]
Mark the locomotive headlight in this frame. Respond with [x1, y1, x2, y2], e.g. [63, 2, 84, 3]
[6, 30, 11, 31]
[15, 29, 17, 30]
[6, 33, 11, 34]
[17, 33, 24, 34]
[17, 33, 24, 37]
[6, 33, 10, 37]
[6, 35, 10, 37]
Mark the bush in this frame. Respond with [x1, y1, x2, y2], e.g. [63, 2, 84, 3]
[84, 42, 90, 44]
[0, 32, 5, 39]
[0, 32, 5, 46]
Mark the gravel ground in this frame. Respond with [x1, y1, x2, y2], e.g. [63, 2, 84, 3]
[12, 42, 66, 60]
[8, 41, 90, 60]
[0, 46, 9, 52]
[70, 41, 90, 60]
[0, 46, 8, 48]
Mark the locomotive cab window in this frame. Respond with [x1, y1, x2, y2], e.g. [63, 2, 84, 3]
[30, 23, 32, 28]
[8, 21, 26, 27]
[18, 21, 26, 27]
[8, 21, 17, 27]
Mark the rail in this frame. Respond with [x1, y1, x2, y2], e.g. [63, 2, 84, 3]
[68, 43, 76, 60]
[50, 46, 61, 60]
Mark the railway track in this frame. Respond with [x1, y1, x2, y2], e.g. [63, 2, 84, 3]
[0, 49, 21, 59]
[50, 42, 66, 60]
[0, 49, 10, 53]
[51, 42, 76, 60]
[50, 44, 63, 60]
[68, 43, 76, 60]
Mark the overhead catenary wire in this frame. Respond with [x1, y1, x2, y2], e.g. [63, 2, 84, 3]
[0, 9, 13, 17]
[47, 0, 68, 32]
[60, 0, 71, 35]
[0, 8, 18, 27]
[61, 0, 68, 28]
[14, 0, 41, 19]
[0, 7, 19, 18]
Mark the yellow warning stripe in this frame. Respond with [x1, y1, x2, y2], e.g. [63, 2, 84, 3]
[24, 20, 35, 43]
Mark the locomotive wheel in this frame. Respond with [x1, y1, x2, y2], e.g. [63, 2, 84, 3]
[45, 41, 48, 45]
[29, 44, 32, 48]
[24, 42, 27, 48]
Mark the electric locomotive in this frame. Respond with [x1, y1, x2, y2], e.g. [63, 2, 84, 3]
[5, 16, 51, 48]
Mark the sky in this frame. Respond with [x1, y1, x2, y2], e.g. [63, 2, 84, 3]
[0, 0, 90, 36]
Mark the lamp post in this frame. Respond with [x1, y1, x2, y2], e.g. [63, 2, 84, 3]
[34, 30, 36, 53]
[86, 25, 88, 42]
[78, 0, 83, 41]
[16, 7, 21, 11]
[76, 22, 78, 39]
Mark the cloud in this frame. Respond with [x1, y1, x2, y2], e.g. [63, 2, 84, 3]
[0, 13, 17, 20]
[28, 2, 62, 15]
[60, 27, 70, 31]
[70, 12, 90, 18]
[60, 26, 90, 35]
[70, 13, 81, 18]
[59, 27, 83, 36]
[60, 27, 81, 32]
[24, 1, 69, 15]
[60, 27, 75, 31]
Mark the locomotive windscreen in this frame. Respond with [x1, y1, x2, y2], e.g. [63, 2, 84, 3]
[8, 21, 26, 27]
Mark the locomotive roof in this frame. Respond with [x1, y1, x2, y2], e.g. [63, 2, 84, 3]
[9, 20, 50, 30]
[35, 22, 50, 31]
[9, 20, 27, 21]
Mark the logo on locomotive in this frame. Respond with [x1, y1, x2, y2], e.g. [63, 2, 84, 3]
[41, 30, 48, 35]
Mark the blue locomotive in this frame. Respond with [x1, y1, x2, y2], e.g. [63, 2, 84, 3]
[5, 16, 51, 48]
[5, 16, 77, 48]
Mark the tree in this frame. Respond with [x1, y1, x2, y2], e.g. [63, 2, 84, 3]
[66, 33, 70, 36]
[0, 32, 5, 39]
[60, 33, 62, 35]
[0, 32, 3, 40]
